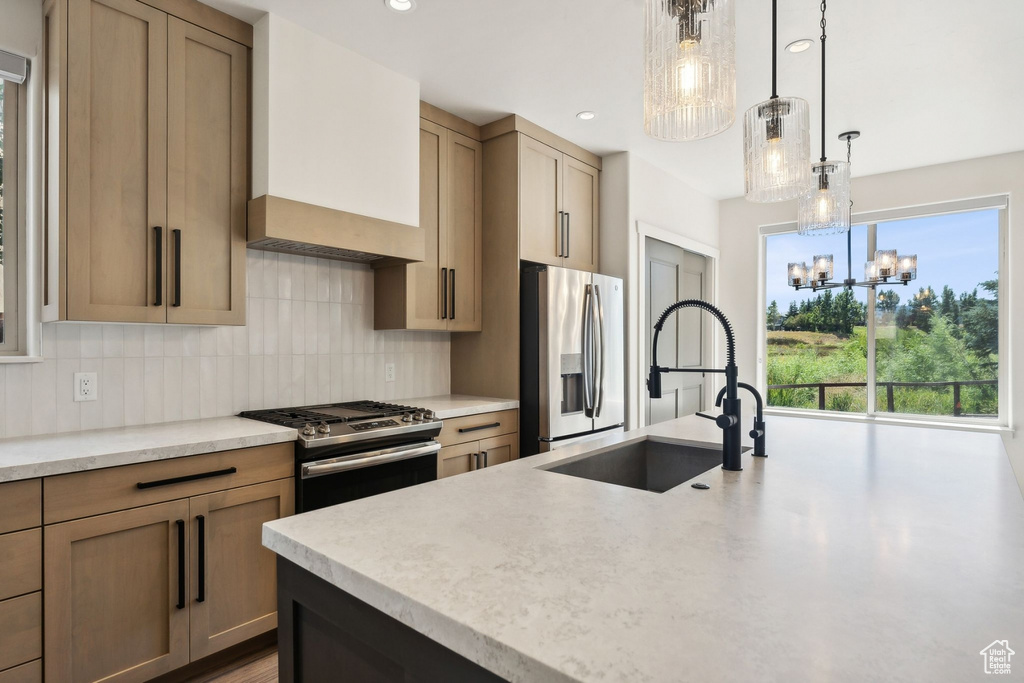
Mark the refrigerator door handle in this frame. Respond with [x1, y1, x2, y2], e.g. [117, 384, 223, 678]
[593, 284, 605, 417]
[581, 284, 594, 415]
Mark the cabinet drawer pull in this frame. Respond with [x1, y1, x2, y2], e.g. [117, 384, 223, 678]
[481, 451, 488, 468]
[136, 467, 237, 490]
[458, 422, 500, 434]
[441, 267, 448, 319]
[196, 514, 206, 603]
[176, 519, 185, 609]
[172, 229, 182, 307]
[154, 226, 163, 306]
[450, 268, 456, 320]
[564, 212, 570, 259]
[472, 452, 479, 470]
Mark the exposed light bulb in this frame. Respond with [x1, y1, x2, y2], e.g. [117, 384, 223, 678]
[676, 57, 699, 97]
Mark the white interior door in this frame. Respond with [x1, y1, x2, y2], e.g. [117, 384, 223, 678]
[645, 238, 707, 426]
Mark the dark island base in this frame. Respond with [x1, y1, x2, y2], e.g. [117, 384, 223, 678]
[277, 557, 507, 682]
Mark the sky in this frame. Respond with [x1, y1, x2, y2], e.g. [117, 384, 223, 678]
[765, 209, 1000, 311]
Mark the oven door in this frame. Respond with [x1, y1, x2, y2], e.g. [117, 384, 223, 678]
[298, 440, 440, 512]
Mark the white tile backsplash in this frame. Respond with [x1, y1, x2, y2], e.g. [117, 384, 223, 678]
[20, 251, 450, 437]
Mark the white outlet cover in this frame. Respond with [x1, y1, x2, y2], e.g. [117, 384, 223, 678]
[385, 363, 396, 383]
[74, 372, 98, 402]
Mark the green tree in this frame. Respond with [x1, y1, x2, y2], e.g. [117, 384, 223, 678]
[876, 289, 900, 312]
[766, 300, 781, 330]
[939, 285, 959, 322]
[961, 278, 998, 366]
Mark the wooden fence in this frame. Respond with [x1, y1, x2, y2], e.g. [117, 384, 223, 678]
[766, 379, 998, 416]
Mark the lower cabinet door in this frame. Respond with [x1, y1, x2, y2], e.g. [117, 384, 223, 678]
[438, 441, 480, 479]
[188, 479, 294, 660]
[479, 433, 518, 468]
[44, 500, 191, 683]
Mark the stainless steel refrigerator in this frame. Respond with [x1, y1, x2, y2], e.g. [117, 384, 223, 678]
[521, 265, 625, 455]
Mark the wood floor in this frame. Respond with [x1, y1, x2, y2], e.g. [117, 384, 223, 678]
[183, 645, 278, 683]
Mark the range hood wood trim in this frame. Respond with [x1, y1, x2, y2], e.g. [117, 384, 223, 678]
[247, 195, 425, 265]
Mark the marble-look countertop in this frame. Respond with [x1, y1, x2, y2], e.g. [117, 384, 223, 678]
[0, 417, 296, 482]
[396, 394, 519, 419]
[263, 416, 1024, 682]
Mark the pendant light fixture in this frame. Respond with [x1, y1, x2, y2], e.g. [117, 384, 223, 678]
[743, 0, 810, 203]
[797, 0, 850, 235]
[644, 0, 736, 141]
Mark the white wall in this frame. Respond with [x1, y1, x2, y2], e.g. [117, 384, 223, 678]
[600, 152, 721, 430]
[719, 151, 1024, 495]
[0, 251, 450, 439]
[252, 13, 420, 227]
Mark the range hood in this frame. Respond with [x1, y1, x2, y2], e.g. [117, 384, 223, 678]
[247, 14, 422, 265]
[247, 195, 424, 265]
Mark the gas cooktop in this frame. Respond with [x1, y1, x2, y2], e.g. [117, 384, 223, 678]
[240, 401, 441, 449]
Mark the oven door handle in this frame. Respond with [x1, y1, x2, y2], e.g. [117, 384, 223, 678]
[300, 441, 441, 479]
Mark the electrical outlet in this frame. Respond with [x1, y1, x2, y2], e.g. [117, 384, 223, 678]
[74, 372, 98, 402]
[385, 363, 396, 383]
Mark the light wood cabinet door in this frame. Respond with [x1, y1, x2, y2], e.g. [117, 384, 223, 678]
[166, 18, 248, 325]
[446, 131, 482, 332]
[479, 432, 518, 468]
[408, 119, 448, 330]
[44, 500, 190, 683]
[519, 135, 563, 267]
[562, 156, 600, 273]
[66, 0, 168, 323]
[188, 479, 294, 660]
[438, 441, 480, 479]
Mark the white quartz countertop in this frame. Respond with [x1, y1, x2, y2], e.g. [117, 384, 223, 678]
[263, 416, 1024, 682]
[396, 394, 518, 419]
[0, 417, 296, 482]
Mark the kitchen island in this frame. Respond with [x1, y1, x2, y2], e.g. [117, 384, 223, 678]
[262, 415, 1024, 682]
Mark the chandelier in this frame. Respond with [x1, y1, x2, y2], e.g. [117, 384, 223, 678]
[643, 0, 736, 141]
[796, 0, 850, 235]
[742, 0, 810, 202]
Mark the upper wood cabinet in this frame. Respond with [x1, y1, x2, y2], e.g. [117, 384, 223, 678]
[519, 136, 600, 272]
[43, 0, 250, 326]
[375, 115, 482, 332]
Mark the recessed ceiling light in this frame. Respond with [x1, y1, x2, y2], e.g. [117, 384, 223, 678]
[576, 111, 596, 121]
[786, 39, 813, 53]
[385, 0, 416, 13]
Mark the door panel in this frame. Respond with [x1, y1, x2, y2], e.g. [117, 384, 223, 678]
[519, 136, 562, 267]
[408, 120, 448, 330]
[67, 0, 167, 322]
[438, 441, 478, 479]
[543, 266, 594, 439]
[44, 500, 190, 683]
[446, 131, 482, 331]
[591, 273, 625, 431]
[189, 479, 293, 660]
[166, 18, 247, 325]
[645, 238, 707, 426]
[479, 433, 518, 468]
[562, 157, 599, 272]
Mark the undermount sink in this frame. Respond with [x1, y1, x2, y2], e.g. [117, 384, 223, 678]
[542, 438, 725, 493]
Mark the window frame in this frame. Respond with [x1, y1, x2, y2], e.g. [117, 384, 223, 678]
[0, 78, 21, 355]
[758, 195, 1009, 429]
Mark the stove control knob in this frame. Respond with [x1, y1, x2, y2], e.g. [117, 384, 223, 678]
[316, 422, 331, 435]
[413, 412, 424, 421]
[301, 423, 317, 437]
[423, 410, 435, 421]
[402, 414, 413, 423]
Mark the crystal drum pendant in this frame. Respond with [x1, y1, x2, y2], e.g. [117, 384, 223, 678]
[742, 0, 810, 202]
[744, 98, 811, 202]
[788, 262, 808, 287]
[644, 0, 736, 141]
[797, 160, 850, 235]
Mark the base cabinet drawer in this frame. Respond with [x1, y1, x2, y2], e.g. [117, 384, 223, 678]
[0, 593, 42, 672]
[0, 529, 42, 601]
[0, 480, 41, 534]
[438, 410, 517, 447]
[0, 660, 42, 683]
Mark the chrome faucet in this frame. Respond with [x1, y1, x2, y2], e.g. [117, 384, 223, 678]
[647, 300, 765, 471]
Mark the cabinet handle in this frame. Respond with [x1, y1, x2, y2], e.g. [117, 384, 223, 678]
[481, 451, 488, 468]
[176, 519, 185, 609]
[556, 211, 564, 257]
[136, 467, 237, 490]
[472, 452, 479, 470]
[196, 514, 206, 603]
[565, 212, 570, 259]
[458, 422, 500, 434]
[154, 226, 163, 306]
[450, 268, 456, 320]
[441, 267, 448, 319]
[172, 229, 182, 307]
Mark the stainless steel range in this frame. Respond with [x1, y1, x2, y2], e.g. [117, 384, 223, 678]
[240, 401, 442, 512]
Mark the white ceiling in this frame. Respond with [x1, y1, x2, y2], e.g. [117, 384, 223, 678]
[204, 0, 1024, 199]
